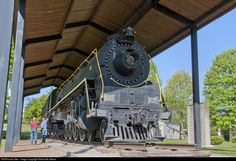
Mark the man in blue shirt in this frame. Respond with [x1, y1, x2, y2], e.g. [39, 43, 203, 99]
[40, 118, 48, 143]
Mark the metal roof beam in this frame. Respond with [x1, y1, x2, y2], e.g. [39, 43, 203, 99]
[65, 21, 114, 35]
[122, 0, 156, 29]
[24, 74, 47, 81]
[49, 65, 64, 70]
[24, 91, 38, 97]
[55, 48, 74, 55]
[24, 59, 52, 68]
[153, 3, 193, 26]
[74, 48, 89, 57]
[196, 0, 234, 23]
[23, 85, 54, 97]
[64, 64, 76, 71]
[45, 76, 66, 81]
[65, 20, 89, 29]
[55, 47, 89, 57]
[150, 0, 235, 57]
[24, 85, 41, 90]
[25, 34, 62, 46]
[89, 21, 114, 35]
[149, 27, 188, 55]
[49, 64, 75, 71]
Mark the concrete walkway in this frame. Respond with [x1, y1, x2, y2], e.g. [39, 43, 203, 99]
[0, 140, 65, 157]
[1, 139, 231, 158]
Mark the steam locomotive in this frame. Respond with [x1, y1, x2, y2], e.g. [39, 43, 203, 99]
[42, 27, 171, 143]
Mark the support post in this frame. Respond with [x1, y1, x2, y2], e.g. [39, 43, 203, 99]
[191, 24, 201, 150]
[5, 0, 25, 152]
[13, 54, 24, 145]
[0, 0, 15, 145]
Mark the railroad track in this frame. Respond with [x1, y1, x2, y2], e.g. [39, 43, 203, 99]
[154, 143, 197, 151]
[47, 137, 103, 146]
[51, 138, 147, 152]
[105, 142, 147, 152]
[46, 139, 211, 157]
[49, 137, 198, 153]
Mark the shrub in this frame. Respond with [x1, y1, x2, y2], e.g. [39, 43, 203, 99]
[232, 136, 236, 144]
[211, 136, 224, 145]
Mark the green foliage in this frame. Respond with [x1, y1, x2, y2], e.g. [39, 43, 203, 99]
[4, 40, 15, 120]
[8, 40, 15, 81]
[148, 59, 162, 86]
[211, 136, 224, 145]
[204, 49, 236, 133]
[232, 136, 236, 144]
[23, 94, 49, 123]
[163, 71, 192, 129]
[147, 59, 168, 108]
[4, 96, 11, 121]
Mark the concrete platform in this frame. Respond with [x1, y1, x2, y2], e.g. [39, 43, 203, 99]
[0, 139, 215, 157]
[0, 140, 65, 157]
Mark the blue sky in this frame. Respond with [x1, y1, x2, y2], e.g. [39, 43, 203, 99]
[24, 9, 236, 106]
[153, 9, 236, 102]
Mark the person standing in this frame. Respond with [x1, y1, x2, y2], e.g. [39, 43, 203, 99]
[30, 117, 38, 145]
[40, 117, 48, 143]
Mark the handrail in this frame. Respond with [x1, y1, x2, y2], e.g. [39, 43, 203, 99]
[94, 49, 105, 99]
[148, 55, 162, 102]
[56, 49, 97, 95]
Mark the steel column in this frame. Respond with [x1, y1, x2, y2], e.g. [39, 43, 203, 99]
[0, 0, 15, 145]
[13, 53, 24, 145]
[19, 95, 25, 142]
[191, 24, 201, 150]
[5, 0, 25, 152]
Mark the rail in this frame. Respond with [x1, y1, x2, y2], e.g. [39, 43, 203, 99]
[105, 142, 146, 151]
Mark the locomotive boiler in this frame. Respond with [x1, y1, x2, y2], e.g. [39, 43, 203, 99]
[42, 27, 171, 143]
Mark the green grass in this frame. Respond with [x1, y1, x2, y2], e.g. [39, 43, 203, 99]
[202, 141, 236, 156]
[3, 123, 30, 132]
[21, 123, 30, 132]
[148, 138, 236, 156]
[147, 138, 188, 144]
[162, 138, 188, 144]
[162, 139, 236, 156]
[0, 139, 6, 150]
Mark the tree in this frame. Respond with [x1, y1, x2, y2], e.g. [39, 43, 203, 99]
[23, 94, 49, 124]
[148, 59, 167, 106]
[163, 71, 192, 139]
[5, 40, 15, 120]
[204, 49, 236, 141]
[148, 59, 162, 86]
[8, 40, 15, 81]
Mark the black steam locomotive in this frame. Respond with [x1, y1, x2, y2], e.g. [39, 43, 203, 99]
[42, 27, 171, 143]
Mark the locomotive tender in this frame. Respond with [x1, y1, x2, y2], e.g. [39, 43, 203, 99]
[42, 27, 171, 143]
